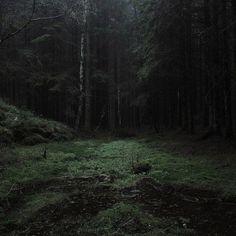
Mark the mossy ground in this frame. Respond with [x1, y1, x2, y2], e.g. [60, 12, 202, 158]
[1, 136, 236, 235]
[0, 100, 74, 145]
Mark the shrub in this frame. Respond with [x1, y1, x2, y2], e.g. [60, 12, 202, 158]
[0, 110, 6, 121]
[114, 128, 136, 138]
[22, 134, 49, 146]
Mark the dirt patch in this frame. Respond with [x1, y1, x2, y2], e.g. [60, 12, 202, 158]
[122, 177, 236, 235]
[1, 175, 117, 235]
[12, 186, 116, 236]
[2, 177, 236, 235]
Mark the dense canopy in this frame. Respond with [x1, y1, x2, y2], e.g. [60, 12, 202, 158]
[1, 0, 236, 137]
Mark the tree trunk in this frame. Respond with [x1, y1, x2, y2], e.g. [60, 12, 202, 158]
[75, 20, 86, 131]
[75, 0, 91, 131]
[108, 43, 116, 131]
[221, 0, 233, 138]
[212, 0, 222, 135]
[117, 54, 122, 128]
[203, 0, 211, 128]
[84, 2, 91, 130]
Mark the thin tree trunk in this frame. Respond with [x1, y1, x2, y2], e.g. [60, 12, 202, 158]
[75, 0, 90, 131]
[108, 45, 116, 131]
[84, 4, 91, 130]
[212, 0, 222, 135]
[75, 28, 85, 131]
[221, 0, 233, 138]
[117, 54, 122, 127]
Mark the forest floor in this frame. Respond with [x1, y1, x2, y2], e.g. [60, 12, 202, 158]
[1, 134, 236, 235]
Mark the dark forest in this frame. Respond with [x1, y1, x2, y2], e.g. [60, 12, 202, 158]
[1, 0, 236, 235]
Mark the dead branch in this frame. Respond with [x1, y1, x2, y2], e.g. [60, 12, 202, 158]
[0, 0, 63, 45]
[31, 14, 64, 22]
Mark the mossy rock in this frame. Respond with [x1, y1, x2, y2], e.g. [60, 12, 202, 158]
[0, 126, 13, 144]
[22, 134, 49, 146]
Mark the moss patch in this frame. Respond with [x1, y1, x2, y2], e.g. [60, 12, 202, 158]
[0, 99, 75, 146]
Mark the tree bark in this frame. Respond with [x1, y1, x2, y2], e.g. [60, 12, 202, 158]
[108, 41, 116, 131]
[84, 0, 91, 130]
[221, 0, 233, 138]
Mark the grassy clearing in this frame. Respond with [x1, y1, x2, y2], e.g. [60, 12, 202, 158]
[1, 137, 236, 198]
[1, 137, 236, 234]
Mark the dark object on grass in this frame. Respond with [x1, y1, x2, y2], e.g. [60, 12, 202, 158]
[132, 158, 152, 175]
[132, 162, 152, 175]
[43, 146, 47, 158]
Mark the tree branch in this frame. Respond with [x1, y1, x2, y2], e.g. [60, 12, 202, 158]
[0, 0, 63, 45]
[0, 0, 36, 45]
[31, 14, 64, 22]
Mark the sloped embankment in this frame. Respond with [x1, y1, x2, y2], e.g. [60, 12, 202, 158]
[0, 100, 75, 145]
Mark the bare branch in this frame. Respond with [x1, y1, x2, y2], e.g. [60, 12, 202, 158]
[31, 14, 64, 22]
[0, 0, 63, 45]
[0, 0, 36, 45]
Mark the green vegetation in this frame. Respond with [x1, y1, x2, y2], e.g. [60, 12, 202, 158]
[0, 138, 236, 230]
[6, 192, 65, 225]
[1, 138, 236, 199]
[1, 137, 236, 234]
[80, 203, 196, 236]
[0, 100, 75, 145]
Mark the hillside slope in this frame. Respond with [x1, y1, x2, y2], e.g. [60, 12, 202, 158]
[0, 100, 75, 145]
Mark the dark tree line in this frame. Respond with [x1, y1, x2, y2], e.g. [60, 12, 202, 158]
[0, 0, 236, 137]
[135, 0, 236, 137]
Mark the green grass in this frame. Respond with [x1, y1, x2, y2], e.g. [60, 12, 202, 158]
[5, 192, 65, 225]
[1, 137, 236, 234]
[79, 202, 197, 236]
[1, 138, 236, 198]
